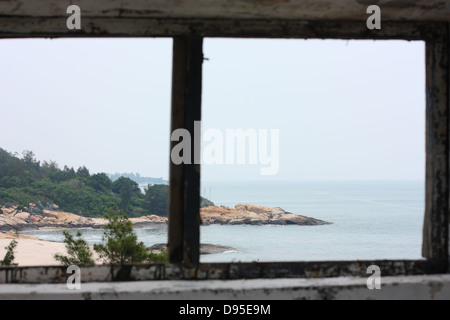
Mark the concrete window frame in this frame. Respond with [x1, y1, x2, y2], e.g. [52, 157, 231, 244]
[0, 2, 448, 283]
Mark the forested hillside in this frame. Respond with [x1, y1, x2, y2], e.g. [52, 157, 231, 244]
[0, 148, 213, 217]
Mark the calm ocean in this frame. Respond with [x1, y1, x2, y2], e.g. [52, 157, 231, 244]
[23, 180, 425, 262]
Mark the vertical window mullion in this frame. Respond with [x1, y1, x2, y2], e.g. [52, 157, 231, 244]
[422, 32, 449, 269]
[168, 36, 203, 267]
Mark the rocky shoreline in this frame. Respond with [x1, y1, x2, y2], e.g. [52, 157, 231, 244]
[0, 203, 331, 232]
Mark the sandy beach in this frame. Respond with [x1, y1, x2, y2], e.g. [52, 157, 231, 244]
[0, 230, 102, 266]
[0, 238, 68, 266]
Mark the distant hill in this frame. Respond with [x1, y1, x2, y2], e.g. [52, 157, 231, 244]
[107, 173, 168, 185]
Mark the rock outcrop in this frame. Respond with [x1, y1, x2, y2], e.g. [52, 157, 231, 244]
[200, 204, 331, 226]
[0, 203, 330, 232]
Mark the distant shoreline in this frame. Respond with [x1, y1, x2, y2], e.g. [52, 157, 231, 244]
[0, 203, 331, 233]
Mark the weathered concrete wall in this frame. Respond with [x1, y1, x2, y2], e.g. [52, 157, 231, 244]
[0, 260, 442, 284]
[0, 275, 450, 300]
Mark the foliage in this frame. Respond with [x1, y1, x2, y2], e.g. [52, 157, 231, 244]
[93, 207, 149, 264]
[146, 249, 167, 263]
[112, 177, 141, 211]
[200, 196, 214, 208]
[76, 166, 90, 178]
[144, 185, 215, 216]
[87, 173, 112, 192]
[54, 230, 95, 266]
[144, 184, 169, 216]
[0, 239, 18, 266]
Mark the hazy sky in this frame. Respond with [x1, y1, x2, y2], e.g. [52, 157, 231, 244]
[0, 38, 425, 181]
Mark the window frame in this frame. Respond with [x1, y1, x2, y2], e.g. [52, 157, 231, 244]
[0, 16, 448, 283]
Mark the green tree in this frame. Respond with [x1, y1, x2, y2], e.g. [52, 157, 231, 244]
[144, 184, 169, 216]
[76, 166, 90, 178]
[63, 166, 77, 180]
[93, 206, 148, 264]
[49, 170, 69, 183]
[87, 173, 112, 192]
[42, 160, 59, 172]
[0, 239, 18, 266]
[54, 230, 95, 265]
[112, 177, 140, 211]
[22, 150, 40, 171]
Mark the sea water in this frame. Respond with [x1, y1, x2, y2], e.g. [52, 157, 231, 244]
[22, 180, 425, 262]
